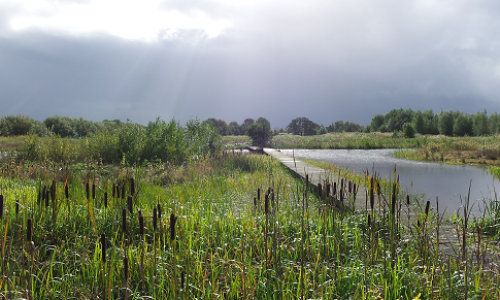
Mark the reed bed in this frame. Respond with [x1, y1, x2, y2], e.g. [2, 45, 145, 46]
[0, 153, 499, 299]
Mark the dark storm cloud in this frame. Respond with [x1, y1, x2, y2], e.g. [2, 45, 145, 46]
[1, 0, 500, 128]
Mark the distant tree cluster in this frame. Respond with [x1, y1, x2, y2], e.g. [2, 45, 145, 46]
[205, 118, 256, 136]
[368, 108, 499, 137]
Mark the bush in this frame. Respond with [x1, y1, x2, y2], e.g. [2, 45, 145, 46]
[185, 118, 221, 160]
[117, 122, 145, 165]
[142, 118, 187, 165]
[403, 124, 415, 138]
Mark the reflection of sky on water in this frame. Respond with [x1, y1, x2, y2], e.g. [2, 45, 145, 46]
[282, 149, 499, 217]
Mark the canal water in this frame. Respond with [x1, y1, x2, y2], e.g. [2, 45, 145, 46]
[281, 149, 499, 217]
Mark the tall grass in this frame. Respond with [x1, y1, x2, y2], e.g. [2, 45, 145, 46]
[0, 152, 498, 299]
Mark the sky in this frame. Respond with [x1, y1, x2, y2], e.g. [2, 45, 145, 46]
[1, 0, 500, 129]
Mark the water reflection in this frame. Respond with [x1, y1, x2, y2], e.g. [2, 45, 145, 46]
[281, 149, 498, 217]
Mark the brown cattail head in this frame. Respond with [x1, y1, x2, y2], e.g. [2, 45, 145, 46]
[124, 257, 129, 282]
[341, 179, 344, 191]
[367, 214, 371, 228]
[348, 181, 352, 194]
[377, 182, 381, 196]
[333, 182, 337, 197]
[92, 183, 96, 200]
[130, 178, 135, 196]
[104, 192, 108, 208]
[157, 203, 162, 222]
[353, 183, 357, 194]
[306, 174, 309, 188]
[257, 188, 260, 201]
[127, 196, 133, 214]
[340, 189, 344, 202]
[27, 218, 33, 242]
[51, 180, 56, 202]
[425, 200, 430, 216]
[406, 194, 410, 206]
[264, 194, 269, 215]
[271, 189, 274, 202]
[100, 233, 106, 263]
[65, 182, 69, 199]
[267, 187, 271, 196]
[86, 181, 90, 200]
[139, 214, 144, 237]
[170, 213, 177, 240]
[122, 208, 127, 233]
[0, 194, 3, 219]
[326, 184, 330, 197]
[254, 197, 257, 208]
[153, 207, 157, 230]
[15, 200, 19, 216]
[317, 183, 322, 198]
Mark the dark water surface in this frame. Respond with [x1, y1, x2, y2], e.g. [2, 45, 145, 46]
[281, 149, 499, 217]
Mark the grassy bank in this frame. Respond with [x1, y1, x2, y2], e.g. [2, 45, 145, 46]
[0, 152, 499, 299]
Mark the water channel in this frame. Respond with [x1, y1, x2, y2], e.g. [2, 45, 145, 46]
[281, 149, 499, 217]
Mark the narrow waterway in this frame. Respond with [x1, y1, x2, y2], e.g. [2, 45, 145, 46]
[281, 149, 499, 217]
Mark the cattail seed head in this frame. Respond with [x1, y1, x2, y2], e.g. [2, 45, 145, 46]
[326, 184, 330, 197]
[367, 214, 371, 228]
[122, 208, 127, 233]
[253, 197, 257, 208]
[0, 195, 3, 219]
[264, 194, 269, 215]
[65, 183, 69, 199]
[340, 189, 344, 202]
[333, 182, 337, 196]
[100, 233, 106, 263]
[257, 188, 260, 201]
[51, 180, 56, 202]
[348, 181, 352, 194]
[170, 213, 177, 240]
[45, 190, 50, 207]
[86, 181, 90, 200]
[317, 183, 322, 198]
[271, 189, 274, 202]
[157, 203, 162, 222]
[92, 183, 96, 200]
[27, 218, 33, 242]
[353, 183, 357, 194]
[127, 196, 133, 214]
[406, 194, 410, 205]
[425, 200, 430, 216]
[153, 207, 157, 230]
[130, 178, 135, 196]
[124, 257, 129, 282]
[104, 192, 108, 208]
[15, 200, 19, 216]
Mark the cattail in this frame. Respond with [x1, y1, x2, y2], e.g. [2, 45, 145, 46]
[92, 183, 96, 200]
[86, 181, 90, 200]
[153, 207, 157, 230]
[104, 192, 108, 208]
[127, 196, 133, 214]
[367, 214, 371, 228]
[65, 182, 69, 199]
[341, 179, 344, 191]
[170, 213, 177, 240]
[27, 218, 33, 242]
[124, 257, 129, 282]
[271, 189, 274, 202]
[326, 184, 330, 197]
[51, 180, 56, 202]
[406, 194, 410, 205]
[306, 174, 309, 188]
[267, 187, 271, 196]
[264, 194, 269, 215]
[181, 270, 185, 289]
[130, 178, 135, 196]
[425, 200, 430, 216]
[254, 197, 257, 208]
[122, 208, 127, 233]
[257, 188, 260, 201]
[15, 200, 19, 216]
[101, 233, 106, 263]
[333, 182, 337, 197]
[377, 182, 381, 196]
[348, 181, 352, 194]
[157, 203, 162, 222]
[0, 195, 3, 219]
[370, 178, 374, 211]
[340, 189, 344, 202]
[45, 189, 50, 207]
[139, 214, 144, 237]
[317, 183, 322, 198]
